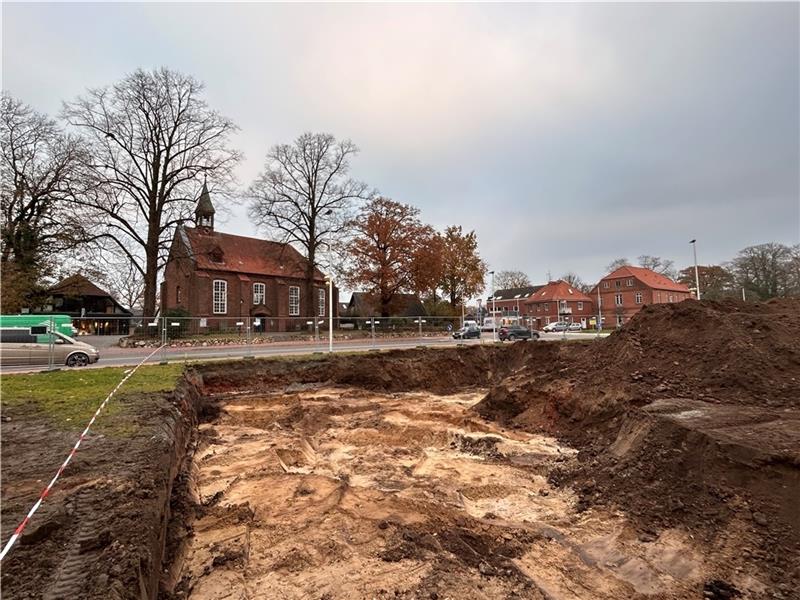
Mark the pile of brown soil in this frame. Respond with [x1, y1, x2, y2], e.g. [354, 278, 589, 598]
[476, 298, 800, 433]
[474, 298, 800, 596]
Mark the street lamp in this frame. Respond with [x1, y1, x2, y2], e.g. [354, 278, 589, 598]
[325, 277, 333, 353]
[690, 239, 701, 300]
[489, 270, 496, 342]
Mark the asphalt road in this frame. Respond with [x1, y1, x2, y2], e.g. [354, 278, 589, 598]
[0, 331, 608, 374]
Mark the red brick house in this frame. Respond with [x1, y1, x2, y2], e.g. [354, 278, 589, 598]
[525, 280, 594, 329]
[485, 286, 544, 323]
[589, 266, 691, 327]
[161, 185, 336, 332]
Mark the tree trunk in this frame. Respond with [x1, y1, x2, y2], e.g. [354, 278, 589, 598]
[305, 245, 316, 319]
[143, 225, 159, 318]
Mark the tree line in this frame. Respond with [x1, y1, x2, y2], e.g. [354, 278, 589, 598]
[1, 67, 487, 318]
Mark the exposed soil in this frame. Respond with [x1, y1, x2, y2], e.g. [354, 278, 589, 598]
[0, 374, 202, 599]
[163, 385, 712, 599]
[474, 298, 800, 597]
[3, 298, 798, 599]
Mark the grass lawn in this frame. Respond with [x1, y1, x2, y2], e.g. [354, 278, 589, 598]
[0, 364, 185, 432]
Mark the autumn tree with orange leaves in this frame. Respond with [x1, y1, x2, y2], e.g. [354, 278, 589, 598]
[343, 197, 438, 317]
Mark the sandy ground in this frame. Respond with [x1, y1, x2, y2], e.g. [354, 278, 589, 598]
[168, 385, 710, 600]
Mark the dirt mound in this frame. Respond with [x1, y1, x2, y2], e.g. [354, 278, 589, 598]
[473, 299, 800, 596]
[475, 298, 800, 433]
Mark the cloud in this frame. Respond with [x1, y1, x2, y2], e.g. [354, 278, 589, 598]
[3, 2, 798, 285]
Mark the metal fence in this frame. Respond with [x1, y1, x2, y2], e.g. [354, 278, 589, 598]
[0, 314, 607, 372]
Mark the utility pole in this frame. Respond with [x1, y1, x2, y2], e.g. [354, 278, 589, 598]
[690, 239, 701, 300]
[596, 285, 602, 338]
[490, 271, 496, 342]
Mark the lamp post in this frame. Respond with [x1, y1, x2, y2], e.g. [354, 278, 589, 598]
[690, 239, 701, 300]
[325, 277, 333, 353]
[489, 270, 496, 342]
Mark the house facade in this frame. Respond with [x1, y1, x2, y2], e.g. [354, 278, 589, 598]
[161, 185, 337, 332]
[525, 280, 594, 329]
[589, 266, 691, 327]
[35, 274, 133, 335]
[485, 286, 544, 323]
[346, 292, 426, 319]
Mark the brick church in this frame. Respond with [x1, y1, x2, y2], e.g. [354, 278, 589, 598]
[161, 184, 337, 332]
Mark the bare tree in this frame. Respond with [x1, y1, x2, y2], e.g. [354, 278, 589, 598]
[1, 94, 87, 311]
[61, 68, 241, 317]
[494, 270, 531, 290]
[561, 272, 589, 292]
[605, 257, 630, 273]
[248, 132, 370, 317]
[638, 255, 677, 279]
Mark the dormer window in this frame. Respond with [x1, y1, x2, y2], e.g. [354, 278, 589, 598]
[209, 246, 224, 263]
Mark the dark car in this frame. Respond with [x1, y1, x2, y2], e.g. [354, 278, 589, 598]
[498, 325, 539, 341]
[453, 325, 481, 339]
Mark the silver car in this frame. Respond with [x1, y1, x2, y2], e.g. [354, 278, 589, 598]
[0, 329, 100, 367]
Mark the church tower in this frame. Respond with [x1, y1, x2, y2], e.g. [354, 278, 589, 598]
[195, 181, 215, 231]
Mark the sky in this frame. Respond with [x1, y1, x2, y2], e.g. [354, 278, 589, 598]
[3, 2, 799, 286]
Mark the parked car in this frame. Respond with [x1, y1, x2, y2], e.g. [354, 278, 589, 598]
[568, 322, 583, 332]
[542, 321, 569, 332]
[498, 325, 539, 341]
[0, 328, 100, 367]
[453, 325, 481, 339]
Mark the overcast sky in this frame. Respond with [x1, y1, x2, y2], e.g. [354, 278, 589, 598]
[3, 2, 799, 285]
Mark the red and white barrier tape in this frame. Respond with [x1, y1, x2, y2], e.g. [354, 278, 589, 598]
[0, 345, 166, 561]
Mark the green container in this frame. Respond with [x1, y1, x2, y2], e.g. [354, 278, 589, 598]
[0, 314, 76, 336]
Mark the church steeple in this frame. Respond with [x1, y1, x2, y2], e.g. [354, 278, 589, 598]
[195, 179, 215, 231]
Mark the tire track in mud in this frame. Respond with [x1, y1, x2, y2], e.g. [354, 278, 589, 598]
[44, 491, 112, 600]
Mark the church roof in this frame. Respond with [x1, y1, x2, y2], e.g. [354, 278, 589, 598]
[180, 226, 325, 281]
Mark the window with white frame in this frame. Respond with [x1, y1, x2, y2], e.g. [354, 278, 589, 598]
[253, 282, 265, 305]
[627, 279, 634, 287]
[289, 286, 300, 316]
[603, 281, 609, 289]
[213, 280, 227, 314]
[635, 292, 643, 304]
[318, 288, 325, 317]
[615, 293, 623, 306]
[544, 303, 549, 311]
[615, 280, 621, 289]
[577, 301, 583, 311]
[668, 294, 674, 302]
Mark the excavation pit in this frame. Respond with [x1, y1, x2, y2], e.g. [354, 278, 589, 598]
[164, 382, 712, 600]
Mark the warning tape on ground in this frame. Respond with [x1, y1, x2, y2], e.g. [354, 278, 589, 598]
[0, 344, 166, 561]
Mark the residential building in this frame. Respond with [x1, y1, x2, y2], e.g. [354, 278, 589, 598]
[589, 266, 691, 327]
[36, 274, 132, 335]
[485, 286, 544, 324]
[525, 280, 594, 329]
[346, 292, 426, 319]
[161, 184, 337, 332]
